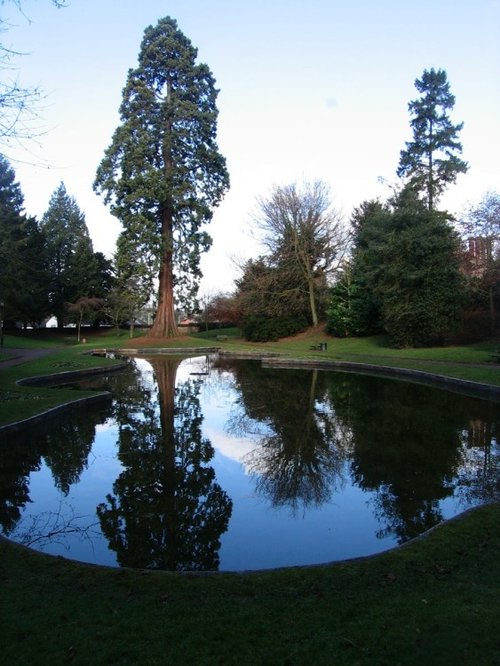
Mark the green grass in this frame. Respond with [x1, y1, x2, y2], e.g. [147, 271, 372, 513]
[0, 336, 127, 426]
[1, 327, 500, 663]
[1, 503, 499, 664]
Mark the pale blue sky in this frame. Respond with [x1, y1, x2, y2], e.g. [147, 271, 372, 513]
[3, 0, 500, 292]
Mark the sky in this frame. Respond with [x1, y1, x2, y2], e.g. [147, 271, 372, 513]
[2, 0, 500, 294]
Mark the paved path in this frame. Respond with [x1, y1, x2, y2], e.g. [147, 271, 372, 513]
[0, 347, 56, 369]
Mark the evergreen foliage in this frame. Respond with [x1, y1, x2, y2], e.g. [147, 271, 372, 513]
[41, 182, 110, 327]
[0, 156, 49, 327]
[94, 16, 229, 337]
[327, 189, 465, 347]
[397, 68, 468, 210]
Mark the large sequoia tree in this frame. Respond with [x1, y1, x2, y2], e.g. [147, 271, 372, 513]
[94, 16, 229, 336]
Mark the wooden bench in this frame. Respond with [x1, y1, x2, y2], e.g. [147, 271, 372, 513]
[489, 348, 500, 363]
[310, 342, 328, 351]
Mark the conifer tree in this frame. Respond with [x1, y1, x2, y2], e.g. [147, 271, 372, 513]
[94, 17, 229, 337]
[397, 68, 468, 210]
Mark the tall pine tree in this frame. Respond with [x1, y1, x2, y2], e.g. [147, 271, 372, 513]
[397, 68, 468, 210]
[42, 182, 95, 327]
[0, 156, 49, 327]
[94, 16, 229, 337]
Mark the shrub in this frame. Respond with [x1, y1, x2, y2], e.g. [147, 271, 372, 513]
[242, 315, 309, 342]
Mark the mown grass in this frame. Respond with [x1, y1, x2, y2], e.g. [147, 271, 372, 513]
[1, 504, 499, 664]
[1, 327, 500, 663]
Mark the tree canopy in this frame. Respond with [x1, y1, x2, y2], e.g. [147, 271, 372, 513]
[327, 189, 465, 346]
[41, 182, 107, 328]
[94, 16, 229, 337]
[253, 181, 348, 327]
[397, 68, 468, 210]
[0, 156, 48, 326]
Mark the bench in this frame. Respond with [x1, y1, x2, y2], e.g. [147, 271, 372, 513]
[489, 348, 500, 363]
[216, 335, 228, 342]
[310, 342, 328, 351]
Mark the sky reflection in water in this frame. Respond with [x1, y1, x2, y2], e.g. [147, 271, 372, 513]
[1, 354, 498, 571]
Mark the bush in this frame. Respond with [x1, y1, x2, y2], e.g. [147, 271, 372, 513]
[242, 315, 309, 342]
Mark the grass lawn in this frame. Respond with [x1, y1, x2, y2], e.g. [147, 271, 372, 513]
[1, 504, 499, 664]
[1, 326, 499, 664]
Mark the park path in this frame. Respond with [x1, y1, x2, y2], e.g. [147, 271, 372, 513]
[0, 348, 56, 369]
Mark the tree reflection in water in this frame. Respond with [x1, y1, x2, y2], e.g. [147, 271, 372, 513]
[0, 401, 110, 541]
[217, 360, 353, 514]
[97, 356, 233, 571]
[325, 372, 499, 543]
[216, 359, 499, 543]
[0, 356, 498, 569]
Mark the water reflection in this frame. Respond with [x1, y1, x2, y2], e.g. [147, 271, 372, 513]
[217, 360, 352, 513]
[96, 357, 233, 571]
[0, 356, 498, 570]
[331, 376, 499, 542]
[212, 359, 499, 543]
[0, 401, 111, 539]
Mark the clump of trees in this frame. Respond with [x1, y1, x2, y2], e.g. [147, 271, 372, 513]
[233, 181, 349, 341]
[2, 47, 497, 349]
[327, 67, 476, 347]
[0, 158, 114, 330]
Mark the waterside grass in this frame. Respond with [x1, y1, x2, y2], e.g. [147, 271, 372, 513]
[1, 504, 499, 664]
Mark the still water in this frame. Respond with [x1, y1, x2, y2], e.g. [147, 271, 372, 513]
[1, 354, 498, 571]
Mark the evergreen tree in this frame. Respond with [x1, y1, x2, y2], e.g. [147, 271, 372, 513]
[377, 188, 464, 347]
[94, 16, 229, 337]
[397, 68, 468, 210]
[327, 200, 390, 337]
[0, 156, 49, 327]
[41, 182, 95, 327]
[328, 190, 466, 346]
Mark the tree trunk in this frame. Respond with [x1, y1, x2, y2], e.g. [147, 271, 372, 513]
[150, 357, 180, 569]
[150, 85, 178, 339]
[150, 223, 178, 337]
[308, 277, 318, 327]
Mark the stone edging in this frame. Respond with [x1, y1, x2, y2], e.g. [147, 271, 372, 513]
[261, 357, 500, 399]
[0, 363, 127, 435]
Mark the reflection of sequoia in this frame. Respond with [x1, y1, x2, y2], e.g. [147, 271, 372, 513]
[327, 374, 472, 542]
[97, 357, 232, 571]
[221, 360, 350, 512]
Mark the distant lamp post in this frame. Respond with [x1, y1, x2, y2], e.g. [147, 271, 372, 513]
[0, 300, 4, 347]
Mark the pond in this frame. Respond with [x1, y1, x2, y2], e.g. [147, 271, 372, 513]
[0, 354, 499, 572]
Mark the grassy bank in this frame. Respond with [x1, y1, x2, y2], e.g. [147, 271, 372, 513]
[1, 327, 499, 664]
[2, 503, 499, 664]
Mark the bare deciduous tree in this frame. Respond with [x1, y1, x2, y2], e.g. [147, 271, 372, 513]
[0, 1, 68, 148]
[254, 180, 350, 326]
